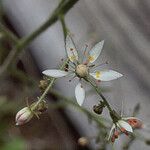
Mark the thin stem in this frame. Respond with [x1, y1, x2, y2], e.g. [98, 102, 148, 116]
[49, 89, 108, 128]
[0, 23, 18, 43]
[32, 58, 69, 110]
[0, 0, 79, 76]
[86, 78, 113, 113]
[59, 14, 68, 39]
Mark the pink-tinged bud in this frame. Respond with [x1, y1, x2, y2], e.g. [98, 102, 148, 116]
[15, 107, 33, 126]
[78, 137, 89, 146]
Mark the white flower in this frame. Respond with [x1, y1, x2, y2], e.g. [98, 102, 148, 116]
[42, 35, 123, 106]
[15, 107, 33, 126]
[108, 117, 142, 142]
[123, 117, 143, 129]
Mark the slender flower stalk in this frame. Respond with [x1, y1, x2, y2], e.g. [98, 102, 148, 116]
[32, 58, 69, 111]
[86, 78, 113, 112]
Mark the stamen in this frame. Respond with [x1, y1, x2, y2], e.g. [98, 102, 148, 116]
[69, 59, 77, 67]
[96, 71, 101, 78]
[69, 64, 75, 69]
[120, 127, 128, 135]
[90, 61, 108, 69]
[96, 80, 101, 86]
[64, 67, 74, 72]
[64, 64, 69, 71]
[70, 48, 74, 51]
[121, 100, 124, 117]
[83, 44, 88, 56]
[88, 64, 95, 68]
[82, 44, 90, 64]
[88, 55, 95, 62]
[111, 136, 115, 143]
[65, 60, 76, 69]
[120, 127, 125, 132]
[83, 61, 89, 65]
[68, 75, 76, 82]
[71, 50, 77, 61]
[114, 130, 119, 138]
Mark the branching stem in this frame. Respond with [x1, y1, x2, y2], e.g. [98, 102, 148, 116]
[0, 0, 79, 76]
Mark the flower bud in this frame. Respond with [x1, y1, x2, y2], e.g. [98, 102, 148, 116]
[39, 80, 48, 91]
[78, 137, 89, 147]
[15, 107, 33, 126]
[34, 100, 48, 113]
[93, 101, 106, 115]
[93, 105, 103, 114]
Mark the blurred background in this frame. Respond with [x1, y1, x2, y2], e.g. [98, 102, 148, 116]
[0, 0, 150, 149]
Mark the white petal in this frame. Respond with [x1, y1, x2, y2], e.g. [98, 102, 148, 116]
[90, 70, 123, 81]
[65, 35, 78, 62]
[123, 117, 141, 121]
[118, 120, 133, 132]
[108, 124, 115, 140]
[123, 117, 143, 128]
[88, 40, 104, 63]
[42, 69, 69, 78]
[75, 82, 85, 106]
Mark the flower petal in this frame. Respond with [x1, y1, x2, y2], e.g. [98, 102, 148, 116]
[123, 117, 141, 121]
[88, 40, 104, 63]
[118, 120, 133, 132]
[75, 82, 85, 106]
[108, 124, 115, 140]
[123, 117, 143, 128]
[42, 69, 69, 78]
[65, 35, 78, 62]
[90, 70, 123, 81]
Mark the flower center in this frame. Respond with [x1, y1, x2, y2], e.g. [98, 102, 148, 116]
[76, 64, 89, 78]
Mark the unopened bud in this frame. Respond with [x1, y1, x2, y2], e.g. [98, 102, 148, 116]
[78, 137, 89, 147]
[36, 100, 48, 113]
[15, 107, 33, 126]
[93, 105, 103, 114]
[39, 80, 48, 91]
